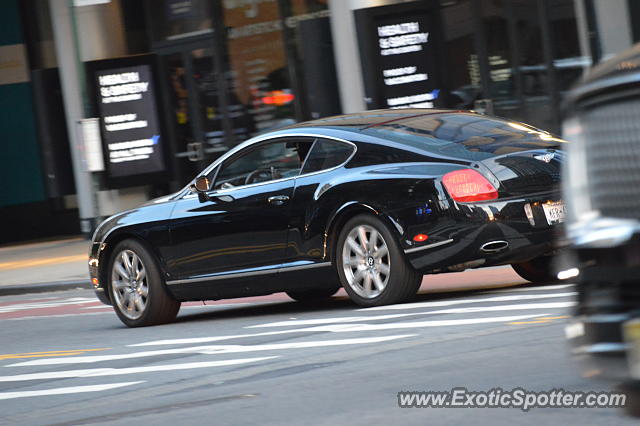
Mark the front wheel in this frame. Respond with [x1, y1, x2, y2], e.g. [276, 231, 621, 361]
[108, 239, 180, 327]
[511, 255, 558, 284]
[336, 214, 422, 307]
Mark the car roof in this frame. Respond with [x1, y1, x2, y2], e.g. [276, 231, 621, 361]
[283, 109, 468, 131]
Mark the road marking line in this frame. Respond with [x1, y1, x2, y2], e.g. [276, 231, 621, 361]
[423, 302, 575, 314]
[8, 336, 413, 367]
[247, 302, 575, 328]
[509, 315, 570, 325]
[0, 298, 97, 314]
[359, 292, 576, 311]
[247, 313, 419, 328]
[0, 381, 144, 400]
[3, 312, 114, 321]
[128, 313, 547, 348]
[0, 357, 277, 381]
[483, 284, 574, 293]
[0, 255, 87, 271]
[0, 348, 110, 360]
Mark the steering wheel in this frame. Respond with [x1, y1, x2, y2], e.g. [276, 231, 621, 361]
[244, 168, 274, 184]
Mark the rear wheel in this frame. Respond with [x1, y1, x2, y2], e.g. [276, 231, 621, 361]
[511, 255, 558, 284]
[336, 214, 422, 307]
[108, 239, 180, 327]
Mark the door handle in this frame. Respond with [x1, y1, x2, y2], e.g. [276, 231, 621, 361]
[268, 195, 290, 205]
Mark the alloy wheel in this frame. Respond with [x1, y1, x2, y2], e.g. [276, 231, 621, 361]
[111, 249, 149, 320]
[341, 224, 390, 298]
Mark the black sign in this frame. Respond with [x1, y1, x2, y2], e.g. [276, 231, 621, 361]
[95, 64, 166, 179]
[165, 0, 195, 20]
[355, 3, 445, 110]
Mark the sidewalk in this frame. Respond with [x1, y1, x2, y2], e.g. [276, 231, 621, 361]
[0, 237, 91, 296]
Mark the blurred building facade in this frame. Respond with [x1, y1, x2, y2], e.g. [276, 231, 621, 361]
[0, 0, 636, 243]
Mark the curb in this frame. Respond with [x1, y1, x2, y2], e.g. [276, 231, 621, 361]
[0, 280, 93, 297]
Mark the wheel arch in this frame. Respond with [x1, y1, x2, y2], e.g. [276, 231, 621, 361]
[324, 202, 405, 265]
[98, 231, 169, 303]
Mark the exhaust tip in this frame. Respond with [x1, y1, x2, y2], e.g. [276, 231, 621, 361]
[480, 240, 509, 253]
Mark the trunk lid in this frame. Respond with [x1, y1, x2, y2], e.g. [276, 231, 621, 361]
[480, 149, 564, 197]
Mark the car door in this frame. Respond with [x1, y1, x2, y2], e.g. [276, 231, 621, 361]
[286, 137, 357, 263]
[168, 137, 315, 281]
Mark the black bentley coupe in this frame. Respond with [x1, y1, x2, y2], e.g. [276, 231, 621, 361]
[89, 109, 566, 327]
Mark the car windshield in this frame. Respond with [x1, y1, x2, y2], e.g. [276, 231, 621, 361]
[363, 113, 566, 161]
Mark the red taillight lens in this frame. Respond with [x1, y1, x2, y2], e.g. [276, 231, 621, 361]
[442, 169, 498, 203]
[413, 234, 428, 242]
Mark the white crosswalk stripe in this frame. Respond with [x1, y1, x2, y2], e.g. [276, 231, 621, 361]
[0, 381, 145, 400]
[124, 313, 548, 349]
[0, 357, 277, 382]
[0, 298, 97, 314]
[8, 335, 413, 367]
[359, 291, 576, 311]
[0, 285, 575, 404]
[247, 301, 575, 328]
[482, 284, 574, 293]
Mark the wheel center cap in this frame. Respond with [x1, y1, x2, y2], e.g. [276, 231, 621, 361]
[366, 256, 375, 267]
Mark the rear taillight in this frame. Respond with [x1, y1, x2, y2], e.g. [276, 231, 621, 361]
[442, 169, 498, 203]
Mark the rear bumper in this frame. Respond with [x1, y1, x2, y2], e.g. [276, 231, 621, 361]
[404, 193, 562, 272]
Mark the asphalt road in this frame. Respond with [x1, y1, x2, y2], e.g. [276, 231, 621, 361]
[0, 273, 635, 425]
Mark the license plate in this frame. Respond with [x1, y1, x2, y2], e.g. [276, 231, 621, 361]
[623, 319, 640, 379]
[542, 201, 566, 225]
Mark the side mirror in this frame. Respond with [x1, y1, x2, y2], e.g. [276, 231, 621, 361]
[190, 176, 211, 202]
[194, 176, 210, 192]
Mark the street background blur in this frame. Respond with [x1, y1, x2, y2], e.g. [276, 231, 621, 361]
[0, 0, 637, 245]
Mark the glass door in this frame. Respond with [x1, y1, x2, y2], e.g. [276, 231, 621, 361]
[160, 44, 229, 185]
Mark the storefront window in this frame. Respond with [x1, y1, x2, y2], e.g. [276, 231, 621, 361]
[547, 0, 586, 92]
[222, 0, 295, 139]
[481, 2, 514, 100]
[512, 0, 546, 98]
[148, 0, 213, 42]
[441, 0, 477, 109]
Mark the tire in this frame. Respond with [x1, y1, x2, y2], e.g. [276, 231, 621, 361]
[336, 214, 422, 307]
[108, 239, 180, 327]
[286, 285, 340, 303]
[511, 255, 558, 284]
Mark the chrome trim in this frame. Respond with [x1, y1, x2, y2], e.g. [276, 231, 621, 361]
[585, 314, 632, 323]
[568, 215, 640, 248]
[569, 72, 640, 106]
[572, 343, 627, 355]
[280, 261, 332, 272]
[479, 240, 509, 253]
[404, 238, 454, 254]
[181, 132, 357, 199]
[166, 261, 332, 285]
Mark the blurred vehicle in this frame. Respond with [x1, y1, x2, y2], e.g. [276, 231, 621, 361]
[89, 109, 566, 327]
[562, 44, 640, 414]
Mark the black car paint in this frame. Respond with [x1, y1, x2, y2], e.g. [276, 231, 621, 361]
[90, 111, 562, 305]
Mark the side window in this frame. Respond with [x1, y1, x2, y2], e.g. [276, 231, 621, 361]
[301, 139, 354, 175]
[213, 139, 312, 190]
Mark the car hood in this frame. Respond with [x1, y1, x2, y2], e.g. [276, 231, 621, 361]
[92, 193, 178, 243]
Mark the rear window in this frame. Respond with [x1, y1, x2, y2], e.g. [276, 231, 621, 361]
[302, 139, 354, 174]
[362, 113, 565, 161]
